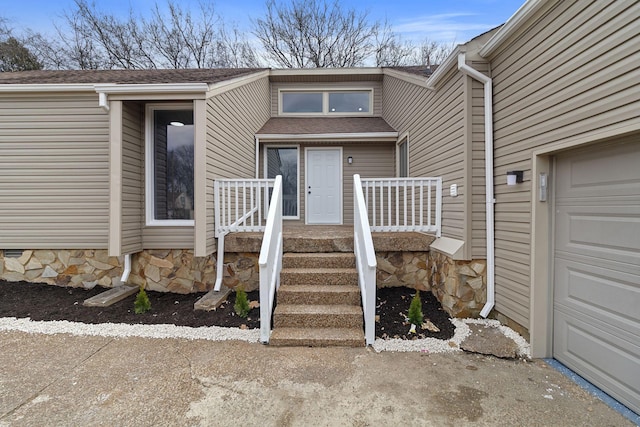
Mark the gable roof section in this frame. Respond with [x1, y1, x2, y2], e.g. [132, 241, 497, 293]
[0, 68, 267, 85]
[256, 117, 397, 140]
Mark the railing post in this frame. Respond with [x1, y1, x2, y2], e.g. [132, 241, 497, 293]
[435, 177, 442, 237]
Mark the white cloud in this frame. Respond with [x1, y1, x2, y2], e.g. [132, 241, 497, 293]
[393, 12, 500, 43]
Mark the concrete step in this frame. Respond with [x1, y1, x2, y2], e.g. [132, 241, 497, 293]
[282, 252, 356, 269]
[283, 236, 354, 253]
[277, 284, 361, 305]
[269, 327, 364, 347]
[274, 304, 363, 329]
[280, 268, 359, 287]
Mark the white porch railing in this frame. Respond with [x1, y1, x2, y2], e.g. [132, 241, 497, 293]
[258, 175, 283, 344]
[213, 178, 274, 291]
[353, 174, 377, 346]
[360, 177, 442, 237]
[214, 178, 275, 237]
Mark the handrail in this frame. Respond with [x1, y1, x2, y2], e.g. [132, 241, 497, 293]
[360, 177, 442, 237]
[353, 174, 377, 346]
[214, 178, 275, 237]
[258, 175, 283, 344]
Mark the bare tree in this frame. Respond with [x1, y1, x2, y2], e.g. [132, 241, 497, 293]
[47, 0, 260, 70]
[413, 38, 456, 68]
[253, 0, 380, 68]
[373, 21, 414, 67]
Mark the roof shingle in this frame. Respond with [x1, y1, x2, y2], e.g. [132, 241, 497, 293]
[0, 68, 267, 85]
[257, 117, 396, 135]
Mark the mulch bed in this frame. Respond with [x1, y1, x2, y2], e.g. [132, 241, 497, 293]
[0, 280, 454, 340]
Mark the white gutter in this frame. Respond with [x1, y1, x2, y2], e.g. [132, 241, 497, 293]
[456, 53, 495, 318]
[120, 253, 132, 284]
[255, 132, 398, 140]
[98, 92, 109, 111]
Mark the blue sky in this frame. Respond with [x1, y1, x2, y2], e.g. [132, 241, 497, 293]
[3, 0, 526, 45]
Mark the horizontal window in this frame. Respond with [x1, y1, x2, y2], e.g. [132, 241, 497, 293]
[279, 90, 372, 115]
[282, 92, 323, 113]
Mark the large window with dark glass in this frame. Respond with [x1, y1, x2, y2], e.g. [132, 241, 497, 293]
[328, 92, 370, 113]
[398, 138, 408, 177]
[266, 147, 298, 218]
[282, 92, 323, 113]
[149, 107, 194, 222]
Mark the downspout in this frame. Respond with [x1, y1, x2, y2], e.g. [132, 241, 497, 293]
[457, 53, 495, 318]
[120, 253, 131, 284]
[255, 136, 260, 179]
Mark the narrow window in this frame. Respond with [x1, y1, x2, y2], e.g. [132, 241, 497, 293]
[149, 107, 194, 222]
[398, 138, 408, 177]
[266, 147, 299, 218]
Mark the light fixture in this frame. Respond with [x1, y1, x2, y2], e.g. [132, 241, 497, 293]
[169, 121, 184, 127]
[347, 156, 353, 164]
[506, 170, 523, 186]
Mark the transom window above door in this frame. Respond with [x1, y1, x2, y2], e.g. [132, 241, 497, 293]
[280, 90, 372, 115]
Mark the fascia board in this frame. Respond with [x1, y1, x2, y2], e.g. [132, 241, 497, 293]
[479, 0, 548, 58]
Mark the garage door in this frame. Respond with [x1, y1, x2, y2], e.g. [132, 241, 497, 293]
[553, 138, 640, 414]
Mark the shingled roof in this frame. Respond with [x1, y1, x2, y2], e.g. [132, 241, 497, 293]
[0, 68, 267, 85]
[257, 117, 396, 135]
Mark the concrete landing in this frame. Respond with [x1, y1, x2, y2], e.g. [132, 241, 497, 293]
[83, 285, 139, 307]
[194, 286, 232, 311]
[460, 323, 520, 359]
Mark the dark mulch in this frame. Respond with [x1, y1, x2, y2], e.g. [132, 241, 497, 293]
[375, 287, 455, 340]
[0, 280, 454, 340]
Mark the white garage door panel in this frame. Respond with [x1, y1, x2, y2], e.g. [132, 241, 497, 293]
[554, 139, 640, 414]
[554, 311, 640, 412]
[554, 258, 640, 337]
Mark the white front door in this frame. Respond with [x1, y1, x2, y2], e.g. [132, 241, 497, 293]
[306, 148, 342, 224]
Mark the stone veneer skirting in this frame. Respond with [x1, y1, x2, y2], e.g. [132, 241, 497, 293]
[428, 250, 487, 318]
[1, 249, 487, 319]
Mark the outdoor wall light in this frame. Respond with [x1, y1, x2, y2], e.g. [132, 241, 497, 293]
[506, 170, 524, 186]
[169, 121, 184, 127]
[347, 156, 353, 164]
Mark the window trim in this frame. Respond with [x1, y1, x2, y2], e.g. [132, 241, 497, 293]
[263, 144, 301, 220]
[278, 88, 374, 116]
[397, 134, 409, 177]
[145, 102, 195, 227]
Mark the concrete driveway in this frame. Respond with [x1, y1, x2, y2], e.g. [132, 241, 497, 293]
[0, 331, 633, 426]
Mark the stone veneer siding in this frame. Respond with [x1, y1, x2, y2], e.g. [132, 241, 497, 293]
[2, 249, 488, 319]
[428, 250, 487, 318]
[0, 250, 124, 289]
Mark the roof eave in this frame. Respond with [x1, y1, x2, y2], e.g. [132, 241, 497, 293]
[256, 131, 399, 140]
[479, 0, 549, 58]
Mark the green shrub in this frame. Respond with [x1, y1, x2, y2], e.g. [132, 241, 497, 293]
[234, 287, 250, 318]
[134, 286, 151, 314]
[408, 290, 424, 326]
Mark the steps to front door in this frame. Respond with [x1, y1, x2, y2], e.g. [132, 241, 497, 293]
[269, 253, 365, 347]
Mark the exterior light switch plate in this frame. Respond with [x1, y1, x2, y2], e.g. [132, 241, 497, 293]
[450, 184, 458, 197]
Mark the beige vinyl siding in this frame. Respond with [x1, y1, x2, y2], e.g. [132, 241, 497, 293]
[121, 102, 144, 254]
[382, 70, 467, 247]
[487, 0, 640, 328]
[342, 143, 395, 224]
[470, 63, 487, 258]
[0, 92, 109, 249]
[271, 81, 383, 116]
[207, 76, 271, 253]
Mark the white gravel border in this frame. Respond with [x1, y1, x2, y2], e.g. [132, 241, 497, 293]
[0, 316, 530, 358]
[372, 318, 531, 358]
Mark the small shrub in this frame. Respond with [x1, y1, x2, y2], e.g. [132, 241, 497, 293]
[134, 286, 151, 314]
[408, 290, 424, 327]
[234, 287, 250, 318]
